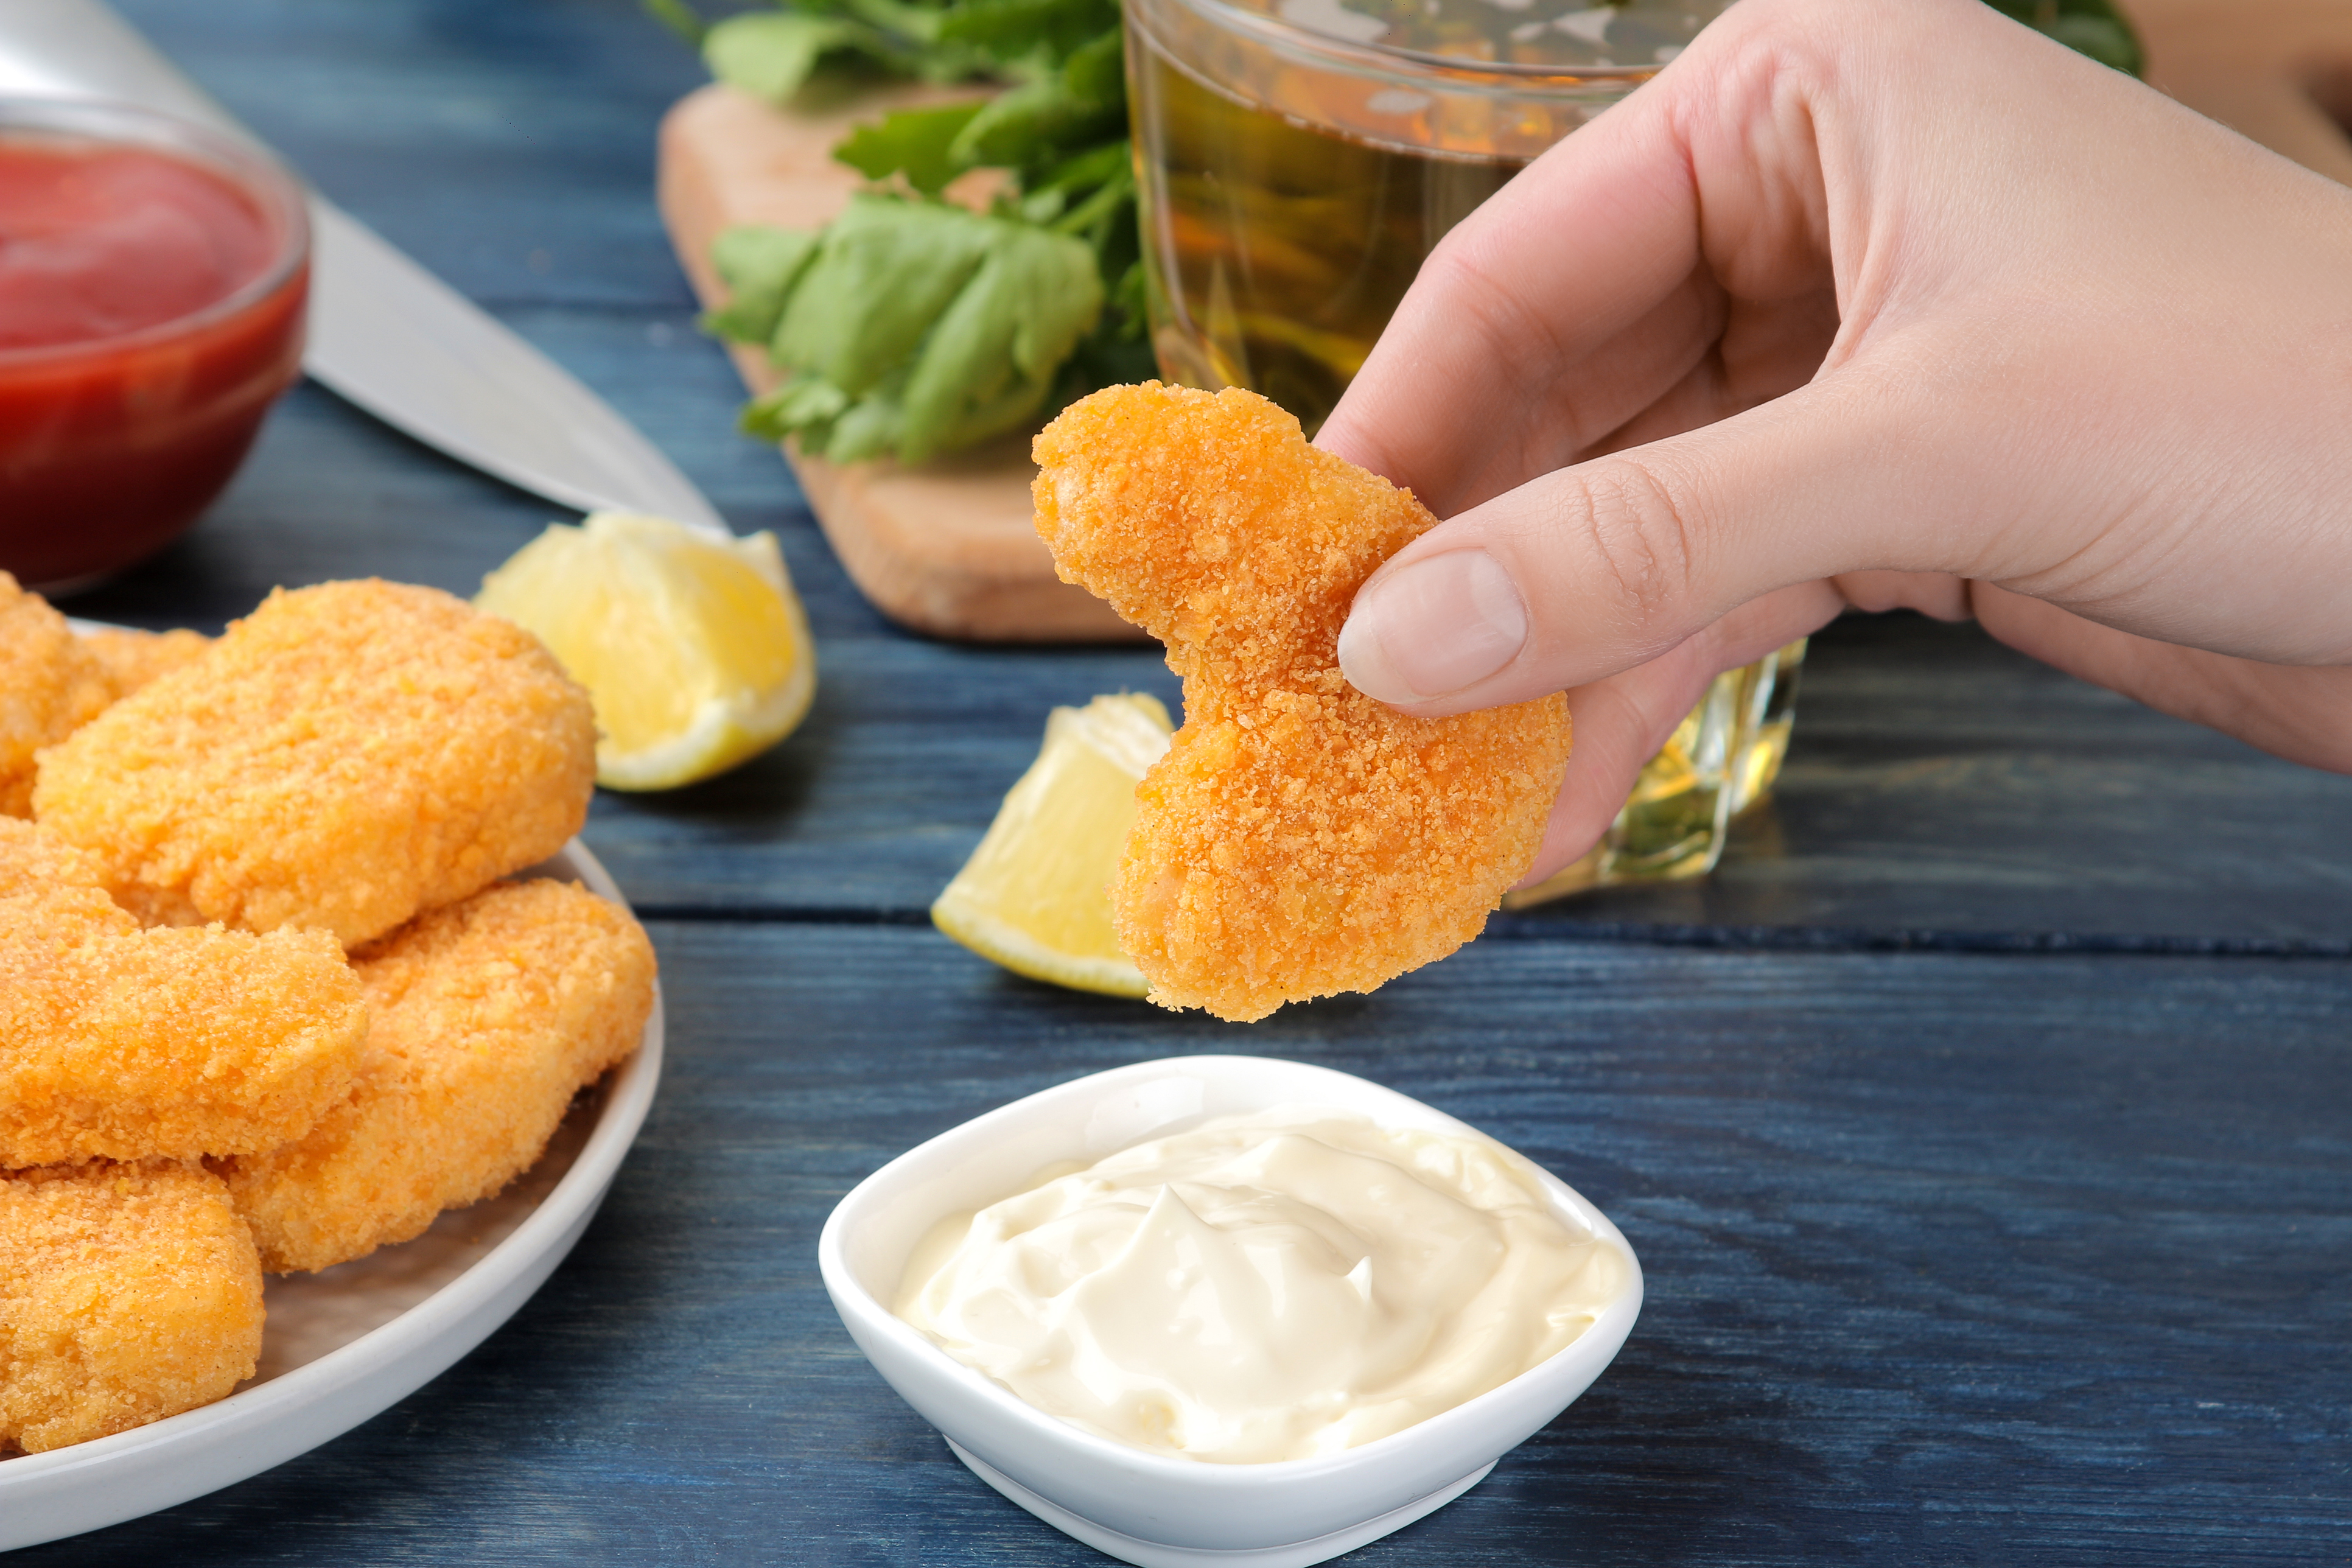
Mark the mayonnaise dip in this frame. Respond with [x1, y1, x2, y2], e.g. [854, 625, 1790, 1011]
[892, 1104, 1627, 1464]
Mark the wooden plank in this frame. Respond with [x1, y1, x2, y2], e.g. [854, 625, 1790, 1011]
[1510, 613, 2352, 952]
[564, 611, 2352, 948]
[16, 922, 2346, 1565]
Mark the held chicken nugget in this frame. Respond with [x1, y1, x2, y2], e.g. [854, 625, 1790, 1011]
[218, 878, 656, 1274]
[1033, 383, 1572, 1021]
[0, 572, 113, 819]
[34, 579, 597, 947]
[1, 1158, 265, 1454]
[0, 819, 368, 1168]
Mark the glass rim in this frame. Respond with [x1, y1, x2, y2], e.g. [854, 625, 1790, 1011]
[0, 95, 311, 371]
[1130, 0, 1673, 86]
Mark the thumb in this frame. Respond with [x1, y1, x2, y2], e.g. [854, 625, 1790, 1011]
[1336, 375, 1953, 716]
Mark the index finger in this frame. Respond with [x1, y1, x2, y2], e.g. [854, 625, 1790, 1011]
[1314, 2, 1833, 515]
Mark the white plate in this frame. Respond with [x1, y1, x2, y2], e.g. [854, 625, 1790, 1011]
[0, 838, 665, 1553]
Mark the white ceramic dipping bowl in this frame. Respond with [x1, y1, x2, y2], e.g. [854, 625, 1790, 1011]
[816, 1054, 1645, 1568]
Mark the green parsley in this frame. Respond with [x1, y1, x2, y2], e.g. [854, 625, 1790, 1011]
[663, 0, 1144, 464]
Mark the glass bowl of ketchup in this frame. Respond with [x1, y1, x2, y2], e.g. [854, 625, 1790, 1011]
[0, 97, 309, 593]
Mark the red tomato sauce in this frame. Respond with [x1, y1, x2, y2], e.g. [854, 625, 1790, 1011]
[0, 131, 307, 590]
[0, 143, 276, 348]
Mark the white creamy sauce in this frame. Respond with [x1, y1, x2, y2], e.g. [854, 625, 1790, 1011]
[893, 1105, 1626, 1464]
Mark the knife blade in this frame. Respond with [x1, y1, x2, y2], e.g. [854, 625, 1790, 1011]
[0, 0, 732, 538]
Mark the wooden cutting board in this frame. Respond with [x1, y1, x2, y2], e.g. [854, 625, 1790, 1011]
[657, 83, 1142, 643]
[656, 4, 2351, 643]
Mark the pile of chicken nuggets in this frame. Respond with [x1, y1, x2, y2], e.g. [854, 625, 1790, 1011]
[0, 573, 655, 1455]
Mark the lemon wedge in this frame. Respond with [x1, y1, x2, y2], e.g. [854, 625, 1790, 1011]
[477, 511, 816, 790]
[933, 693, 1174, 997]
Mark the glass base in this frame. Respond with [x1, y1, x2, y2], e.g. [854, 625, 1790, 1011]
[1503, 639, 1806, 907]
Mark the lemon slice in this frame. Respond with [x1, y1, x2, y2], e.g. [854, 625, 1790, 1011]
[932, 693, 1174, 997]
[476, 511, 816, 790]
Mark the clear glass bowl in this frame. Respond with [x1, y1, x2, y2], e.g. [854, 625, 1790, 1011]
[0, 97, 310, 593]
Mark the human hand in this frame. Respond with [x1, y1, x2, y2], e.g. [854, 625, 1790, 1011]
[1317, 0, 2352, 884]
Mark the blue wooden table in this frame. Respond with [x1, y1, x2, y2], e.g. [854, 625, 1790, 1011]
[20, 2, 2352, 1561]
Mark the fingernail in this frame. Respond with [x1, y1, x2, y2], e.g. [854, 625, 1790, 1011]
[1338, 549, 1528, 703]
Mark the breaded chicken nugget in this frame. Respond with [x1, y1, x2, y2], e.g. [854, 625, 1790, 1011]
[1, 1158, 264, 1454]
[1, 817, 368, 1168]
[79, 625, 213, 698]
[219, 878, 655, 1274]
[0, 572, 113, 819]
[1033, 383, 1572, 1021]
[34, 579, 596, 947]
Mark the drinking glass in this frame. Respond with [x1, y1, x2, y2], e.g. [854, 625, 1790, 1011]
[1124, 0, 1799, 892]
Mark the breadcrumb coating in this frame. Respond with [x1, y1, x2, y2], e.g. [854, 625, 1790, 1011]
[218, 878, 656, 1274]
[79, 626, 213, 698]
[33, 579, 597, 947]
[1033, 384, 1571, 1021]
[0, 1159, 264, 1454]
[0, 812, 119, 921]
[0, 573, 113, 819]
[0, 817, 368, 1168]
